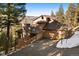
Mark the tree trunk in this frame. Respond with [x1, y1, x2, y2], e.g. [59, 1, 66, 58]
[5, 3, 11, 54]
[5, 21, 10, 54]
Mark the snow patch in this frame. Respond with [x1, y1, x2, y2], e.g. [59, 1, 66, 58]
[56, 31, 79, 48]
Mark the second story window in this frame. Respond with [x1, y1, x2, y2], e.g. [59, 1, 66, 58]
[46, 18, 50, 22]
[41, 16, 44, 19]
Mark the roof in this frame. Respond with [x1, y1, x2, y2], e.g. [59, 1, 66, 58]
[33, 15, 57, 21]
[43, 20, 63, 30]
[32, 15, 63, 31]
[36, 21, 47, 24]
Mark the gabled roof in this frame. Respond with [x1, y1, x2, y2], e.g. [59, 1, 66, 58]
[32, 15, 63, 31]
[43, 20, 63, 30]
[33, 15, 57, 21]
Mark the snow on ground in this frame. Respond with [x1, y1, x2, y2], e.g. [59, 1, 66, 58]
[56, 31, 79, 48]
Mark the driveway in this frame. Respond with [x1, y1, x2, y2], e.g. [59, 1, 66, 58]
[8, 39, 79, 56]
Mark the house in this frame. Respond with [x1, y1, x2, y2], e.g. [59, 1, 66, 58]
[33, 15, 55, 25]
[19, 16, 36, 38]
[32, 15, 66, 40]
[32, 15, 57, 29]
[24, 23, 41, 37]
[26, 16, 37, 25]
[43, 20, 63, 40]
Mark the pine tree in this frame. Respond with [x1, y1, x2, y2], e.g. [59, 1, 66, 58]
[66, 3, 76, 27]
[75, 4, 79, 24]
[51, 10, 55, 16]
[0, 3, 26, 54]
[56, 4, 64, 23]
[66, 3, 75, 19]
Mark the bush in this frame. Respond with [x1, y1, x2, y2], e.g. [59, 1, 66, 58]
[0, 31, 7, 51]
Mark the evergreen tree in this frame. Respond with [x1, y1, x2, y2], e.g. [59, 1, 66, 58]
[0, 3, 26, 54]
[66, 3, 75, 19]
[75, 4, 79, 23]
[51, 10, 55, 16]
[66, 3, 76, 27]
[56, 4, 64, 23]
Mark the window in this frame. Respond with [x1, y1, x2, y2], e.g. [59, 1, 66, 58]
[46, 18, 50, 22]
[41, 16, 44, 19]
[33, 28, 35, 32]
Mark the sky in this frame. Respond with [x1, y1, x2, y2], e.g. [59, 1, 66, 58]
[26, 3, 69, 16]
